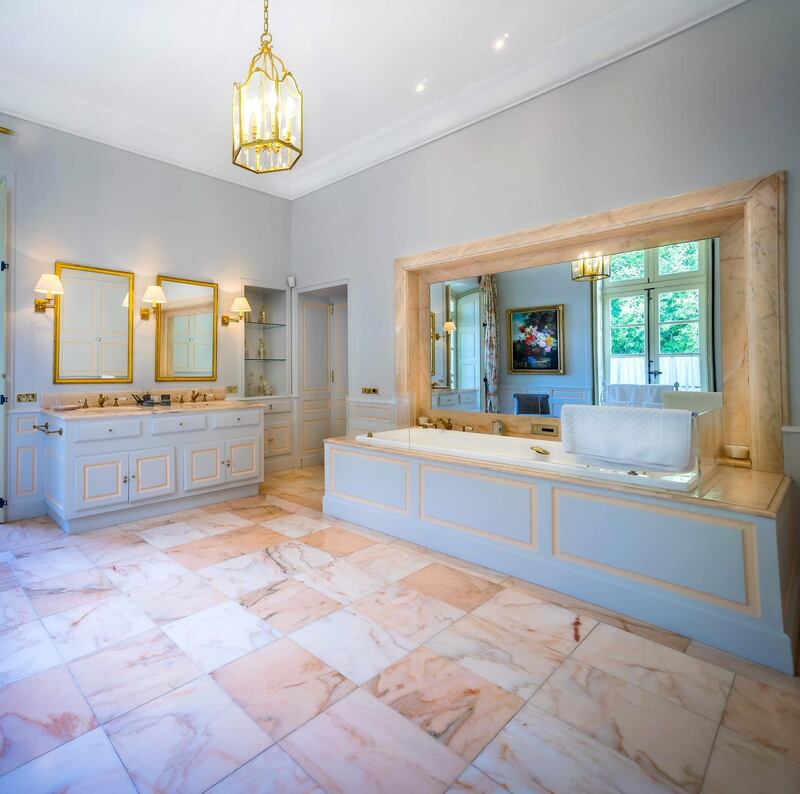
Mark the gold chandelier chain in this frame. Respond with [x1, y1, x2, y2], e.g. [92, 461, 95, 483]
[262, 0, 272, 45]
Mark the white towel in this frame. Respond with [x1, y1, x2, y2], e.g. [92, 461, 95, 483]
[603, 383, 673, 407]
[561, 404, 695, 472]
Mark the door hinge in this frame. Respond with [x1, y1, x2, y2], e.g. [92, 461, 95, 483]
[331, 370, 335, 383]
[0, 395, 7, 405]
[0, 498, 6, 508]
[0, 261, 8, 271]
[329, 304, 334, 315]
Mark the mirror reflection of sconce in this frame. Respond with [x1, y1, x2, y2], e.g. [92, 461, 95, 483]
[221, 296, 252, 326]
[140, 285, 167, 320]
[34, 273, 65, 312]
[430, 320, 456, 341]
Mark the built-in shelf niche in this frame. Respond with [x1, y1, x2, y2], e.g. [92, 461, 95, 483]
[242, 284, 290, 398]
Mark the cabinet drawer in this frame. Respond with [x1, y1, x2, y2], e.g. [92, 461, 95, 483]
[74, 419, 142, 443]
[151, 414, 207, 435]
[459, 392, 476, 405]
[437, 393, 459, 407]
[263, 398, 292, 415]
[212, 411, 261, 429]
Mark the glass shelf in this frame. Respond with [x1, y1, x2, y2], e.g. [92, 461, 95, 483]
[244, 321, 285, 328]
[244, 357, 287, 362]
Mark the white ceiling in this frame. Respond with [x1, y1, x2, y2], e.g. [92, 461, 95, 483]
[0, 0, 745, 200]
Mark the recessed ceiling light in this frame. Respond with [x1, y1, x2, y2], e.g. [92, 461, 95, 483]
[415, 78, 428, 93]
[494, 33, 510, 50]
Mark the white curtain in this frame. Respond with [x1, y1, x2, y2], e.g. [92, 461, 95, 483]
[479, 275, 500, 413]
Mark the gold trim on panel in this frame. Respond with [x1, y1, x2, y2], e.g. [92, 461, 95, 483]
[550, 487, 760, 616]
[155, 275, 218, 382]
[15, 446, 37, 497]
[134, 452, 172, 494]
[329, 447, 411, 515]
[190, 447, 223, 484]
[53, 262, 134, 384]
[419, 463, 537, 549]
[82, 460, 123, 503]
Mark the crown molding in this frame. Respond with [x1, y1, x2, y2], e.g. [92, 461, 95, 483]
[0, 0, 745, 202]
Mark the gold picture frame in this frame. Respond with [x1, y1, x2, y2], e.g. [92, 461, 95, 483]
[507, 304, 565, 374]
[429, 312, 436, 375]
[155, 275, 218, 382]
[53, 261, 134, 384]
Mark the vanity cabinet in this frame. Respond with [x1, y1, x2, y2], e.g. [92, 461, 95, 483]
[43, 403, 263, 532]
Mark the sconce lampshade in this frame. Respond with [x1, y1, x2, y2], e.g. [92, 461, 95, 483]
[231, 296, 252, 315]
[142, 285, 167, 305]
[34, 274, 64, 295]
[442, 321, 457, 333]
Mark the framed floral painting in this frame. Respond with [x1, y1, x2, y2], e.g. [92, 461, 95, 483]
[507, 304, 565, 374]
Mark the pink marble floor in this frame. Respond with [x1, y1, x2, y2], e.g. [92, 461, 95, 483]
[0, 464, 798, 793]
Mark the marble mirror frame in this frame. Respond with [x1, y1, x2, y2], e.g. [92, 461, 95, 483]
[395, 172, 787, 474]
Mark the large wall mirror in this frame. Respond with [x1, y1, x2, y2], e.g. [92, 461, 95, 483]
[429, 238, 719, 417]
[155, 276, 218, 381]
[53, 262, 134, 383]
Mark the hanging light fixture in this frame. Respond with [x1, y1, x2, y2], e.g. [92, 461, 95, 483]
[571, 251, 611, 282]
[232, 0, 303, 174]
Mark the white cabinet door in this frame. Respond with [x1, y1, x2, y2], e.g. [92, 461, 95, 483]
[266, 419, 291, 457]
[129, 446, 176, 503]
[184, 441, 225, 492]
[74, 452, 128, 511]
[226, 436, 261, 482]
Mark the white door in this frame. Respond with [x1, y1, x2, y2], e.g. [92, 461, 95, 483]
[456, 291, 480, 390]
[0, 178, 7, 521]
[330, 297, 348, 437]
[298, 295, 331, 466]
[74, 452, 128, 511]
[129, 447, 176, 503]
[226, 437, 261, 482]
[183, 441, 225, 492]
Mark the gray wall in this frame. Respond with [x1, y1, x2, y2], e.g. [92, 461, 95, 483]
[0, 113, 290, 399]
[290, 0, 800, 444]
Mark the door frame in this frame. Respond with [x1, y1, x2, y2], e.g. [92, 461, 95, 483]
[0, 168, 16, 523]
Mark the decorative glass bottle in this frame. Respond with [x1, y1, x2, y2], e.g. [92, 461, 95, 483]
[259, 305, 268, 323]
[257, 338, 265, 359]
[258, 374, 268, 395]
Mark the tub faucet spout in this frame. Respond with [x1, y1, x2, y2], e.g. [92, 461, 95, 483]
[435, 417, 453, 430]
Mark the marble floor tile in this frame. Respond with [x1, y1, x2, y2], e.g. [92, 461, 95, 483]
[0, 664, 98, 774]
[106, 676, 271, 794]
[0, 517, 64, 554]
[239, 578, 340, 634]
[401, 563, 503, 611]
[208, 745, 323, 794]
[42, 593, 156, 662]
[473, 586, 598, 649]
[353, 582, 465, 644]
[101, 549, 188, 593]
[23, 568, 118, 618]
[0, 563, 17, 592]
[301, 526, 377, 557]
[701, 726, 800, 794]
[162, 600, 279, 672]
[722, 674, 800, 762]
[474, 702, 681, 793]
[291, 608, 415, 685]
[0, 587, 37, 630]
[213, 638, 355, 739]
[263, 495, 305, 514]
[126, 571, 226, 624]
[531, 657, 717, 793]
[366, 646, 523, 762]
[0, 727, 137, 794]
[261, 514, 333, 538]
[425, 614, 567, 699]
[78, 533, 150, 566]
[446, 765, 507, 793]
[198, 552, 286, 599]
[9, 546, 93, 586]
[262, 540, 334, 576]
[296, 558, 385, 605]
[0, 620, 62, 685]
[187, 509, 254, 535]
[424, 552, 509, 585]
[69, 627, 202, 723]
[233, 505, 292, 523]
[687, 641, 800, 697]
[281, 688, 467, 794]
[166, 526, 288, 571]
[573, 623, 734, 721]
[136, 520, 207, 549]
[347, 542, 432, 583]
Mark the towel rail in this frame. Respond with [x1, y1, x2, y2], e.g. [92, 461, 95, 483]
[33, 422, 63, 436]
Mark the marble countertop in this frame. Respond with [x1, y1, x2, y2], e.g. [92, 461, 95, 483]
[43, 400, 260, 421]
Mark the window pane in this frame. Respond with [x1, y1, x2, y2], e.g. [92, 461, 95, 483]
[658, 289, 700, 322]
[611, 326, 645, 355]
[659, 322, 699, 354]
[658, 241, 699, 275]
[610, 295, 646, 325]
[609, 250, 645, 281]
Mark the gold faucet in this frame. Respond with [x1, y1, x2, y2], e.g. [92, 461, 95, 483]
[190, 390, 201, 403]
[97, 394, 107, 408]
[435, 417, 453, 430]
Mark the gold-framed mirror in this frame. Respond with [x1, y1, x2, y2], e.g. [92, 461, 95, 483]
[53, 261, 134, 384]
[155, 276, 218, 381]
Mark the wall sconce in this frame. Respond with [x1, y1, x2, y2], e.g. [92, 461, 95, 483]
[571, 251, 611, 281]
[140, 285, 167, 320]
[34, 274, 64, 312]
[221, 296, 252, 326]
[443, 320, 456, 334]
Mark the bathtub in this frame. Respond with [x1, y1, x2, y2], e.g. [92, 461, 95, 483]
[355, 427, 698, 492]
